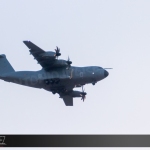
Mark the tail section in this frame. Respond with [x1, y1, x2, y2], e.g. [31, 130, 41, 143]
[0, 54, 15, 75]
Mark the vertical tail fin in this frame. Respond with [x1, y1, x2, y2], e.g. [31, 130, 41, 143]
[0, 54, 15, 75]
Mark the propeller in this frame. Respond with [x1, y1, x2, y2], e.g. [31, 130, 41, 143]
[55, 46, 61, 59]
[80, 86, 87, 102]
[66, 56, 72, 67]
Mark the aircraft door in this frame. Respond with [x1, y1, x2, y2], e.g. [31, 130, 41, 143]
[65, 68, 73, 79]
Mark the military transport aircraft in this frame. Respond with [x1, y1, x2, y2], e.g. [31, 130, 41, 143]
[0, 41, 110, 106]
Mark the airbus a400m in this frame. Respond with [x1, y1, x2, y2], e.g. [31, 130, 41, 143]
[0, 41, 110, 106]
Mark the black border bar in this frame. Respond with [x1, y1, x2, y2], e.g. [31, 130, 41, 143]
[1, 135, 150, 147]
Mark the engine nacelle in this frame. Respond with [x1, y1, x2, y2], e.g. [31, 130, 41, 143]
[41, 51, 56, 58]
[52, 59, 68, 68]
[59, 90, 87, 100]
[69, 90, 86, 98]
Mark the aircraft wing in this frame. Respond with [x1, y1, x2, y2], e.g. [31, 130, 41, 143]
[23, 41, 56, 70]
[62, 95, 73, 106]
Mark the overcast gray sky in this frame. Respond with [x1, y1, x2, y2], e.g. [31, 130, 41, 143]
[0, 0, 150, 149]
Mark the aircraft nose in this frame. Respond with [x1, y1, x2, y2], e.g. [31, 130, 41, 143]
[104, 70, 109, 77]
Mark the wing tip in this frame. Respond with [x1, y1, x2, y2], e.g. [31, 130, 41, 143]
[23, 40, 33, 49]
[23, 40, 30, 44]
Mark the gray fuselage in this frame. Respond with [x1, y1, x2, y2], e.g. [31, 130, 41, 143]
[0, 66, 108, 93]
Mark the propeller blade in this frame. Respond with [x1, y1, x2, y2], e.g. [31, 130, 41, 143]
[66, 56, 72, 67]
[54, 46, 61, 59]
[83, 96, 86, 102]
[81, 95, 86, 102]
[81, 86, 86, 102]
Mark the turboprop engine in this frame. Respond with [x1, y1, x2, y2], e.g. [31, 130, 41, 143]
[50, 57, 72, 68]
[41, 51, 56, 58]
[62, 90, 87, 101]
